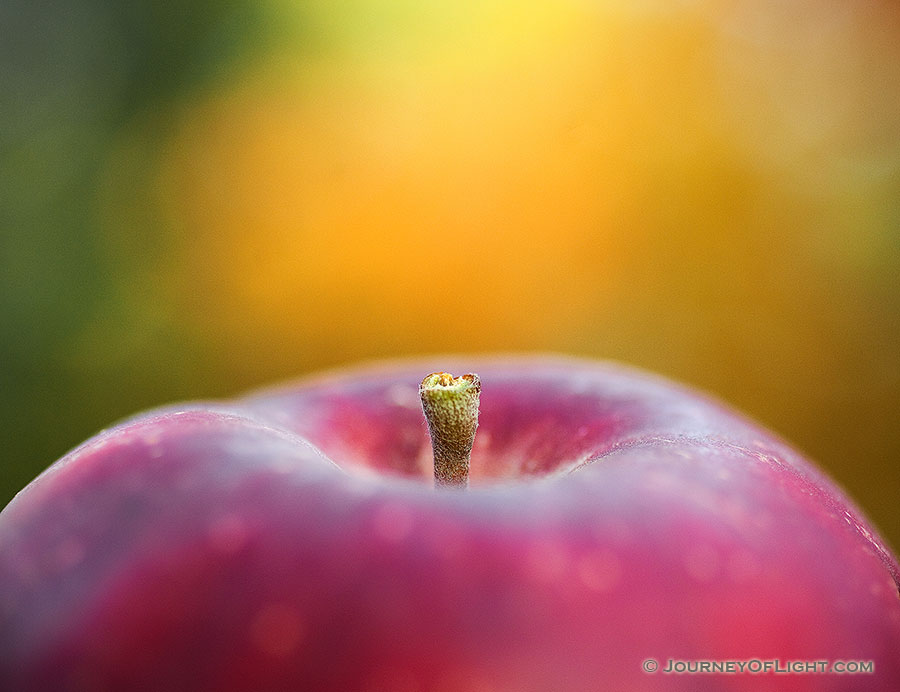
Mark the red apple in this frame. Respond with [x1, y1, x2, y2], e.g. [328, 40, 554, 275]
[1, 356, 898, 691]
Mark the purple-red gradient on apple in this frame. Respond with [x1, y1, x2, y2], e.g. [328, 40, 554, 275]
[1, 356, 898, 691]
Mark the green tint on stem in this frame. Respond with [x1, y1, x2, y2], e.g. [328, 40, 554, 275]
[419, 372, 481, 489]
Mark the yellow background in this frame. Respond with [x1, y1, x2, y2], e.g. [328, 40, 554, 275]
[2, 1, 898, 547]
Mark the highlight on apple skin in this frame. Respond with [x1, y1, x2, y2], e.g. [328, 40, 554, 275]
[1, 356, 898, 691]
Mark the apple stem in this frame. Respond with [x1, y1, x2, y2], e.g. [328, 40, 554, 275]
[419, 372, 481, 490]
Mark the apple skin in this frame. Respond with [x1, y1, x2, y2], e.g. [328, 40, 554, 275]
[1, 356, 898, 692]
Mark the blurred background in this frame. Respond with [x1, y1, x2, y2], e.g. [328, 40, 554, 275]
[2, 1, 898, 547]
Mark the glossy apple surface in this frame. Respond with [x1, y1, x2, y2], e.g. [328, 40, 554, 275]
[1, 356, 898, 691]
